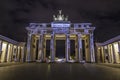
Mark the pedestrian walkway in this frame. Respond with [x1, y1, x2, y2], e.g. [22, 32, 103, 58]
[0, 62, 23, 67]
[97, 63, 120, 68]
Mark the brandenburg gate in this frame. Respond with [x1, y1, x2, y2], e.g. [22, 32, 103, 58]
[26, 10, 95, 63]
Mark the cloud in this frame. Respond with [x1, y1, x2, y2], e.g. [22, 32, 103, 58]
[0, 0, 120, 42]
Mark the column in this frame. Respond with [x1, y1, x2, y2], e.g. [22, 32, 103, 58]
[13, 46, 16, 62]
[26, 33, 32, 62]
[21, 47, 23, 62]
[0, 41, 3, 62]
[68, 34, 70, 61]
[118, 41, 120, 53]
[90, 33, 95, 62]
[118, 41, 120, 63]
[0, 40, 2, 54]
[75, 35, 78, 61]
[78, 34, 83, 62]
[101, 47, 105, 63]
[7, 44, 11, 62]
[21, 43, 25, 62]
[32, 36, 37, 61]
[112, 44, 116, 63]
[14, 46, 18, 62]
[5, 43, 9, 62]
[43, 36, 46, 62]
[11, 45, 14, 62]
[103, 46, 106, 63]
[17, 46, 20, 62]
[118, 42, 120, 63]
[38, 34, 44, 62]
[108, 45, 111, 63]
[50, 33, 55, 62]
[65, 34, 70, 62]
[107, 45, 112, 63]
[9, 44, 13, 62]
[85, 36, 91, 62]
[97, 47, 101, 63]
[109, 44, 114, 63]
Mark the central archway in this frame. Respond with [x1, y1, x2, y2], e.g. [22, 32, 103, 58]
[56, 40, 65, 59]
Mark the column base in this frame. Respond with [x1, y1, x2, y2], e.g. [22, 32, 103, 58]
[26, 60, 32, 62]
[50, 60, 55, 63]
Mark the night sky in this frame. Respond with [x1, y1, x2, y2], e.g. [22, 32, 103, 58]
[0, 0, 120, 42]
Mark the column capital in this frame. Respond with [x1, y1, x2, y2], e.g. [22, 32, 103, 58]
[28, 33, 32, 37]
[78, 34, 82, 38]
[90, 32, 94, 36]
[67, 33, 70, 35]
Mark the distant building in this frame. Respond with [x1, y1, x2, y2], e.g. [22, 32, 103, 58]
[0, 35, 25, 62]
[96, 35, 120, 63]
[26, 10, 96, 63]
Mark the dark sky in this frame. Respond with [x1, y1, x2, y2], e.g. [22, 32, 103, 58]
[0, 0, 120, 42]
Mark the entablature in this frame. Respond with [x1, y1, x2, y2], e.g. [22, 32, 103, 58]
[26, 22, 95, 35]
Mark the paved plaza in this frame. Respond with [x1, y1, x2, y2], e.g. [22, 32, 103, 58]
[0, 63, 120, 80]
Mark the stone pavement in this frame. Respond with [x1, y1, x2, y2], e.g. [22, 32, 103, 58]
[96, 63, 120, 68]
[0, 62, 120, 69]
[0, 62, 23, 67]
[0, 63, 120, 80]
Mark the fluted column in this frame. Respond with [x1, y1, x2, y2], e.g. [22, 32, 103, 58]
[26, 33, 32, 62]
[17, 46, 20, 62]
[14, 46, 18, 62]
[0, 40, 2, 62]
[90, 33, 95, 62]
[42, 34, 46, 61]
[38, 34, 44, 62]
[0, 41, 2, 54]
[78, 34, 83, 62]
[118, 42, 120, 63]
[101, 47, 105, 63]
[118, 41, 120, 53]
[6, 44, 11, 62]
[109, 45, 114, 63]
[21, 43, 25, 62]
[107, 45, 111, 63]
[103, 46, 106, 63]
[112, 44, 116, 63]
[0, 41, 2, 62]
[50, 33, 55, 62]
[11, 44, 14, 61]
[66, 34, 70, 62]
[68, 34, 70, 61]
[12, 45, 15, 62]
[5, 43, 9, 62]
[9, 44, 13, 62]
[75, 35, 78, 61]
